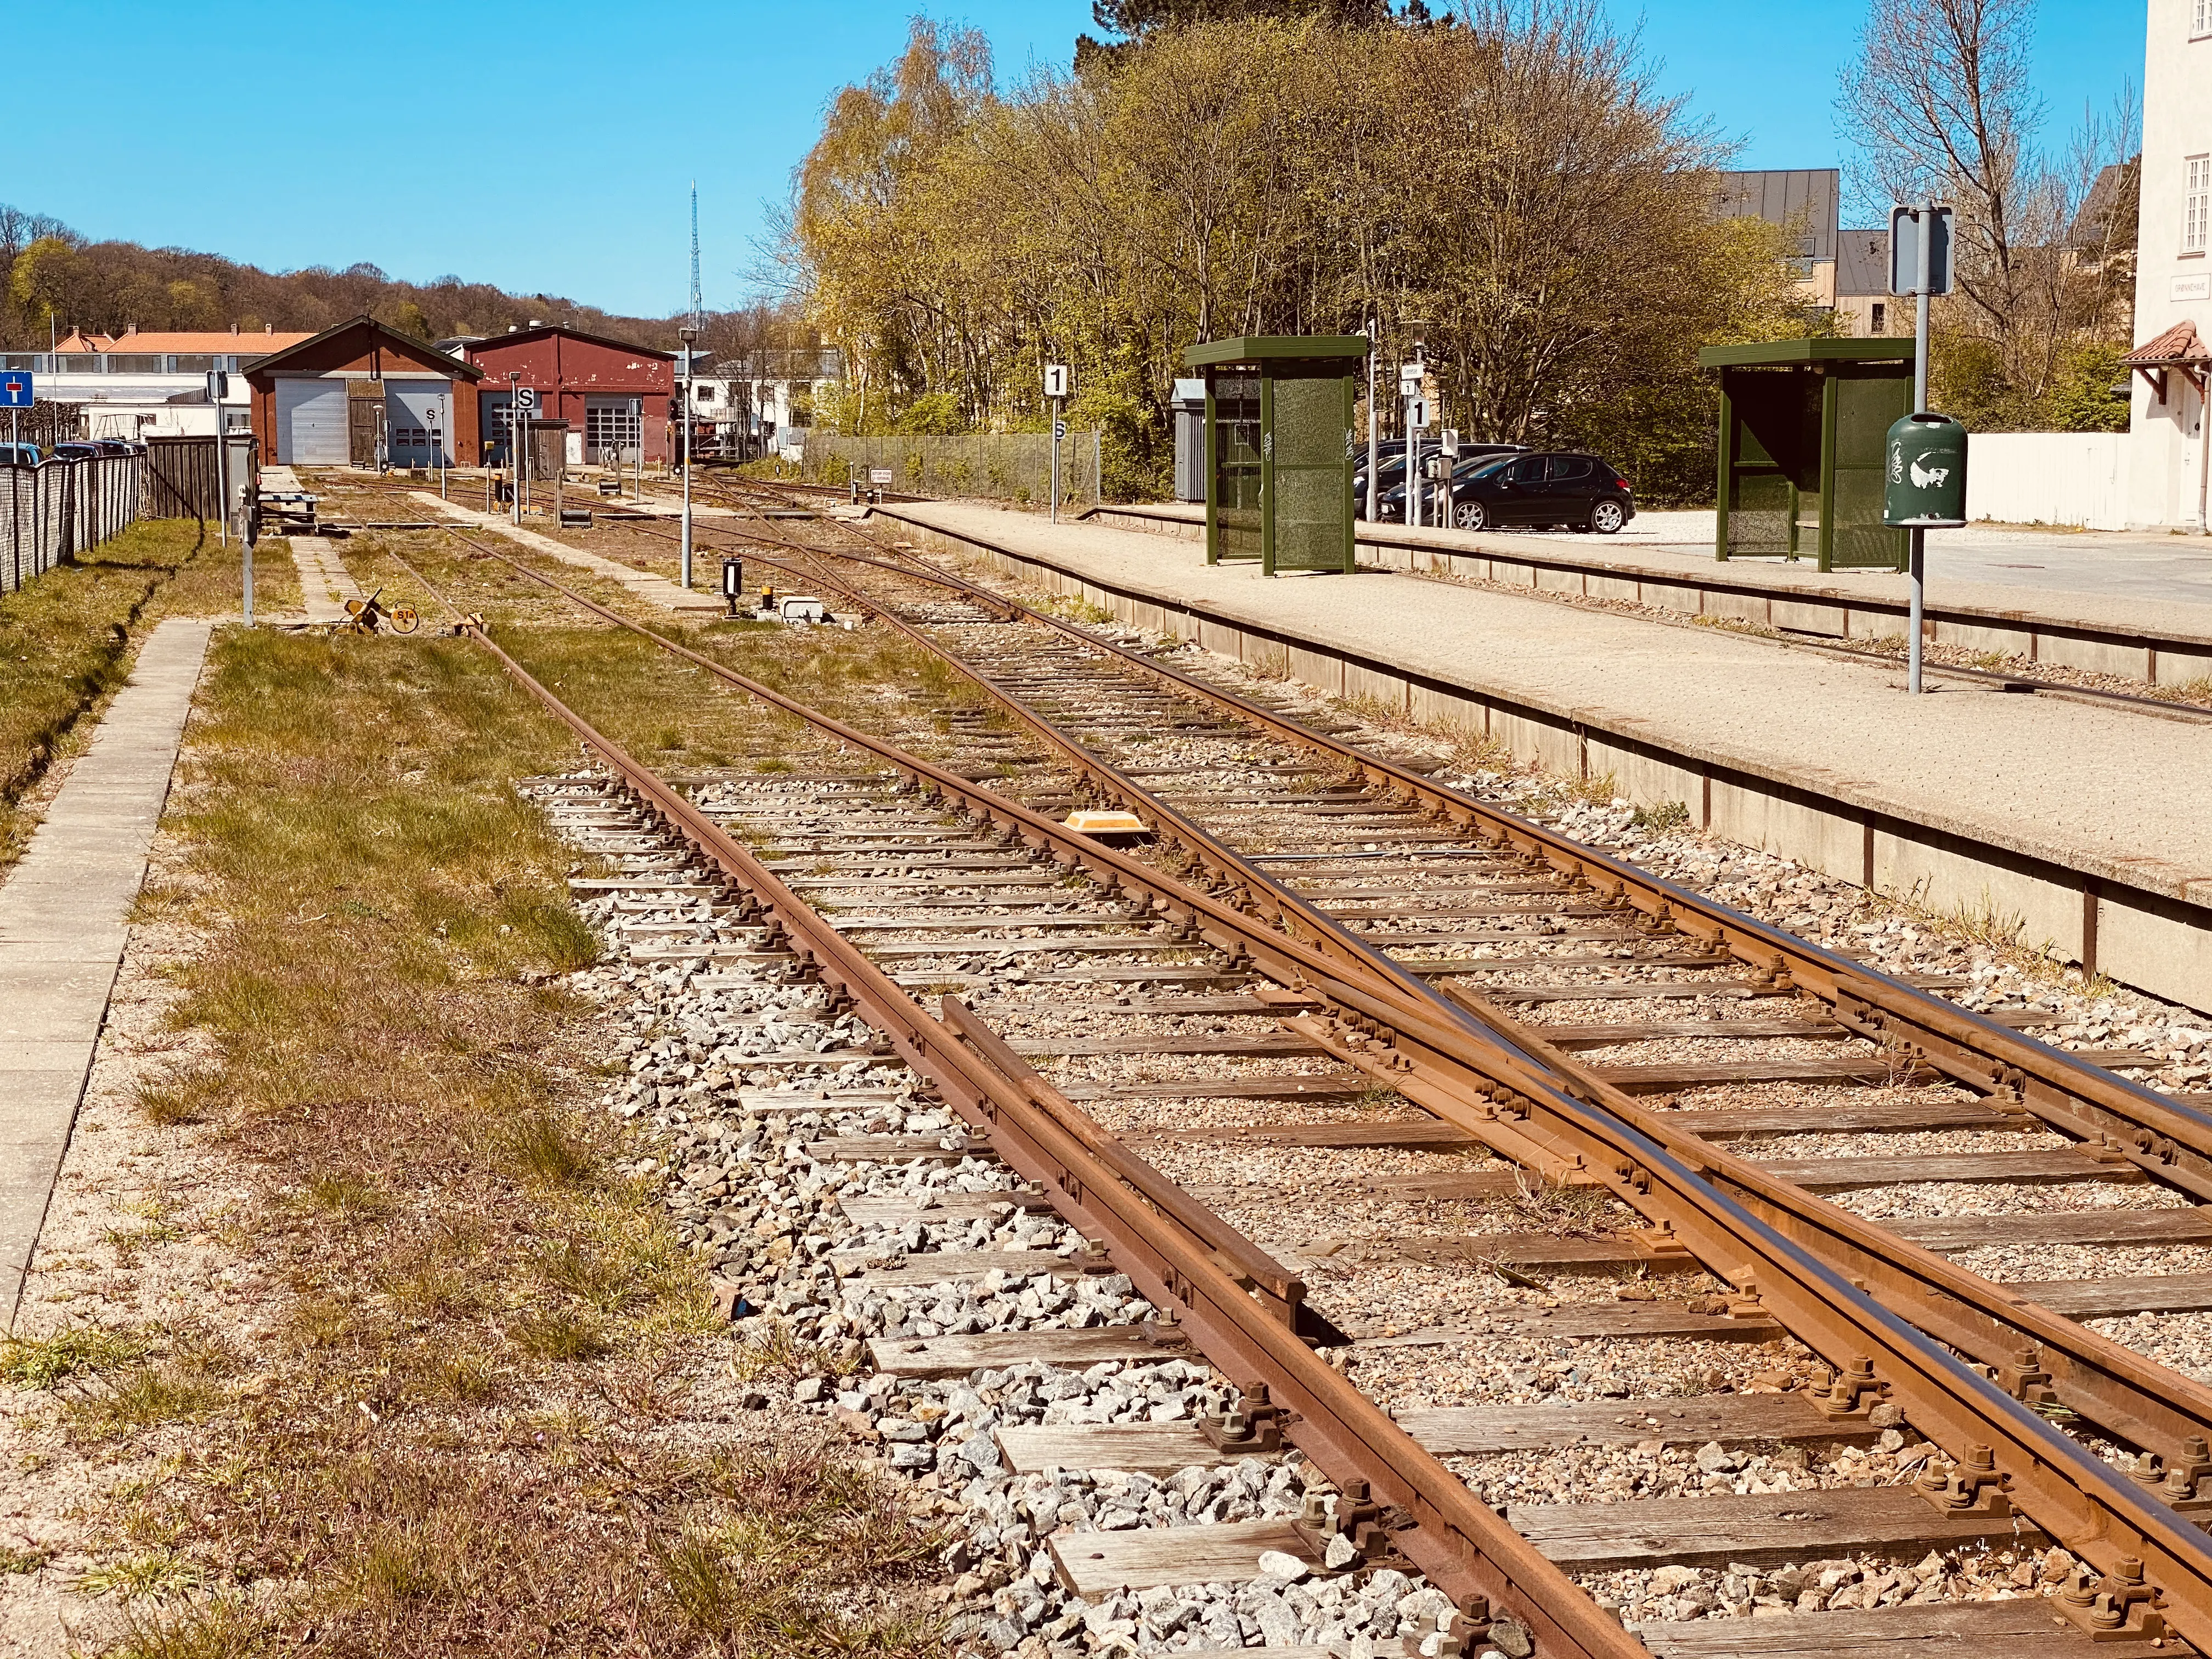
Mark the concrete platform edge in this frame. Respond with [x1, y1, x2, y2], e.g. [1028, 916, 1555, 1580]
[878, 504, 2212, 1018]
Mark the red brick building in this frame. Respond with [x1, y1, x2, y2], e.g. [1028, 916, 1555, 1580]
[461, 325, 678, 467]
[244, 317, 482, 467]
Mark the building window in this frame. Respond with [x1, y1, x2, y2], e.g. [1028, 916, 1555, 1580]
[2197, 0, 2211, 36]
[1872, 301, 1887, 331]
[2191, 157, 2212, 253]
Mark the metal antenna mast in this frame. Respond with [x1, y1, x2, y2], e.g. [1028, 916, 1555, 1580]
[689, 182, 703, 333]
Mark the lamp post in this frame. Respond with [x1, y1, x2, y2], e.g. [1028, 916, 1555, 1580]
[678, 324, 698, 589]
[505, 370, 522, 526]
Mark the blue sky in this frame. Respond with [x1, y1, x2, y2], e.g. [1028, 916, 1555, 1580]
[6, 1, 2143, 319]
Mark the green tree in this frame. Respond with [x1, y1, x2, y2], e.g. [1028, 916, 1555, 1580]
[2043, 342, 2129, 432]
[8, 236, 88, 329]
[893, 391, 964, 433]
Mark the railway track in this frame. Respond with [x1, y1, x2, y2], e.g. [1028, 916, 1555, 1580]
[312, 474, 2212, 1655]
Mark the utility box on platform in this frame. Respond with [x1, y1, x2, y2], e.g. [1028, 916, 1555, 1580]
[1184, 335, 1366, 575]
[1171, 379, 1206, 503]
[1698, 337, 1915, 571]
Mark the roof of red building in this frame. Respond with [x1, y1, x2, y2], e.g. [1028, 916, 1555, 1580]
[55, 326, 315, 354]
[465, 324, 677, 363]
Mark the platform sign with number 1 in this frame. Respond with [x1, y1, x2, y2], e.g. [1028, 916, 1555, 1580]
[1044, 365, 1070, 522]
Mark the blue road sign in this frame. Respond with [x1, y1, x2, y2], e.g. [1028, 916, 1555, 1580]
[0, 371, 32, 408]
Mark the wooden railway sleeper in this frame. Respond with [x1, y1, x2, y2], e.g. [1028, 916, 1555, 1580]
[473, 512, 2212, 1650]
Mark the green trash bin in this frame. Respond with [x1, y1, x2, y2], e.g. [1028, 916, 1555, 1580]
[1884, 413, 1968, 528]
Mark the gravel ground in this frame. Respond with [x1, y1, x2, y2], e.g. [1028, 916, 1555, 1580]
[535, 757, 2148, 1655]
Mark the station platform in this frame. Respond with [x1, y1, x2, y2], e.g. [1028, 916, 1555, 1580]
[1084, 502, 2212, 688]
[872, 498, 2212, 1017]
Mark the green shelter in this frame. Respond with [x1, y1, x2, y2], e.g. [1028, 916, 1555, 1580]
[1697, 337, 1917, 571]
[1184, 335, 1367, 575]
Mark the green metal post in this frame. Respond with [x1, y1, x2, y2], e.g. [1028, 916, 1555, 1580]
[1259, 375, 1276, 577]
[1714, 376, 1735, 562]
[1204, 375, 1220, 565]
[1816, 369, 1839, 573]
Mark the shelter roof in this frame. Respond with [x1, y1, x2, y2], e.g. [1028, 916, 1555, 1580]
[1184, 335, 1370, 369]
[1697, 337, 1916, 369]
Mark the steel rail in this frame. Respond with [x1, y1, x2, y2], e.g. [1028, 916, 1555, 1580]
[696, 492, 2212, 1214]
[456, 620, 1645, 1659]
[349, 485, 2212, 1644]
[373, 478, 2212, 1476]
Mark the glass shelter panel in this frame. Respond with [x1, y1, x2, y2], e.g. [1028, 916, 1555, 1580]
[1210, 373, 1262, 563]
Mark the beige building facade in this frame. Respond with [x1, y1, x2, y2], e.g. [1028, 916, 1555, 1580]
[2125, 0, 2212, 529]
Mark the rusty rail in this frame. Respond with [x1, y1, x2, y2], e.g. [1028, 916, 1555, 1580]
[351, 485, 2212, 1649]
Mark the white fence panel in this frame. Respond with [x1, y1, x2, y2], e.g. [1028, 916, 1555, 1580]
[1965, 431, 2129, 531]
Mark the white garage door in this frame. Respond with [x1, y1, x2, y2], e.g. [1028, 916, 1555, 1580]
[276, 379, 348, 464]
[385, 382, 450, 467]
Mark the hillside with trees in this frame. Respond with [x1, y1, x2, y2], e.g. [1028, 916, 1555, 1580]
[0, 205, 820, 371]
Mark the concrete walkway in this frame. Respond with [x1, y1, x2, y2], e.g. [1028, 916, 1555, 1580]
[409, 494, 725, 614]
[0, 618, 211, 1325]
[289, 538, 358, 624]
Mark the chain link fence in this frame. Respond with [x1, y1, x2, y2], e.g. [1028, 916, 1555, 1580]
[1, 454, 146, 596]
[800, 431, 1102, 507]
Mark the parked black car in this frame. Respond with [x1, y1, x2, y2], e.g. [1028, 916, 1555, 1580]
[1385, 449, 1634, 534]
[1359, 442, 1524, 519]
[48, 442, 103, 461]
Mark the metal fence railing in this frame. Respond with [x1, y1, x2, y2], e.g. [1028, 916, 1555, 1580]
[801, 431, 1102, 508]
[1, 454, 145, 597]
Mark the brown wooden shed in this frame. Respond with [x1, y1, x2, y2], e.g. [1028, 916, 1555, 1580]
[245, 317, 483, 469]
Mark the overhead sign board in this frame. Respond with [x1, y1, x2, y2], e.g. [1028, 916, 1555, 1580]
[1888, 205, 1955, 297]
[0, 372, 31, 408]
[1043, 364, 1069, 399]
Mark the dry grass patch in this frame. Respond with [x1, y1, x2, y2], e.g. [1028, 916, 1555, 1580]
[64, 625, 949, 1656]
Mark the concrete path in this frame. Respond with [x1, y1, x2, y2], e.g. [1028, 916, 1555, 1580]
[409, 494, 725, 614]
[885, 500, 2212, 912]
[0, 618, 211, 1326]
[289, 538, 358, 624]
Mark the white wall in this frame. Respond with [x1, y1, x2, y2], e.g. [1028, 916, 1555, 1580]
[2127, 0, 2212, 528]
[1966, 431, 2131, 530]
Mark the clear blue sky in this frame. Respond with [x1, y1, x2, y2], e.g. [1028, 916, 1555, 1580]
[7, 0, 2142, 319]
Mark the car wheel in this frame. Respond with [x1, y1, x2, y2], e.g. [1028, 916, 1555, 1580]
[1454, 500, 1488, 532]
[1589, 498, 1626, 535]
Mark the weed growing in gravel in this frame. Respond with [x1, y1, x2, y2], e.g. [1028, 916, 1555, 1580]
[76, 1548, 201, 1600]
[0, 1325, 146, 1388]
[729, 1316, 857, 1385]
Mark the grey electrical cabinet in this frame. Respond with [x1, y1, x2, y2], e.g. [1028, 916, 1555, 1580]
[1171, 379, 1206, 503]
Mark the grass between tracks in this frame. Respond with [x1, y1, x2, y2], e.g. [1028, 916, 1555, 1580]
[37, 626, 946, 1656]
[0, 517, 301, 870]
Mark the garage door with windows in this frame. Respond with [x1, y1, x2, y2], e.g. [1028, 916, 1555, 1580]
[275, 379, 348, 464]
[385, 381, 450, 467]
